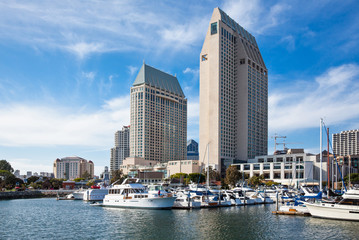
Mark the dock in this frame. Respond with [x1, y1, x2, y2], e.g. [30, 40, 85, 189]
[272, 210, 311, 216]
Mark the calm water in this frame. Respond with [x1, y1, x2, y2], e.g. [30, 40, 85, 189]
[1, 198, 358, 239]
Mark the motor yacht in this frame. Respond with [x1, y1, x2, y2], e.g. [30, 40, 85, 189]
[305, 189, 359, 221]
[102, 178, 176, 209]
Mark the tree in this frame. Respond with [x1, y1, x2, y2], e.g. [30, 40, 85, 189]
[202, 166, 221, 182]
[74, 178, 85, 182]
[27, 176, 40, 184]
[0, 160, 13, 173]
[344, 173, 359, 186]
[110, 169, 124, 184]
[248, 174, 264, 187]
[224, 166, 241, 188]
[82, 171, 91, 180]
[50, 178, 63, 189]
[188, 173, 205, 183]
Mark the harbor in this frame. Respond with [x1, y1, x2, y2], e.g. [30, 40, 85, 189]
[1, 197, 358, 239]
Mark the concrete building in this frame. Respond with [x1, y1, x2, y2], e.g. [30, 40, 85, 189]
[167, 160, 202, 177]
[110, 126, 130, 173]
[130, 63, 187, 163]
[120, 157, 201, 179]
[232, 149, 329, 187]
[199, 8, 268, 175]
[53, 156, 94, 180]
[333, 129, 359, 156]
[187, 139, 199, 160]
[26, 171, 32, 178]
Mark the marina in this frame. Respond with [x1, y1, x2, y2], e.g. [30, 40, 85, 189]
[1, 197, 359, 239]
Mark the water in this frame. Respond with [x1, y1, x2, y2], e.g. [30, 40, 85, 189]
[1, 198, 358, 239]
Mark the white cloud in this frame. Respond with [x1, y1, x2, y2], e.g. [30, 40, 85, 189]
[269, 64, 359, 134]
[127, 66, 139, 76]
[222, 0, 290, 34]
[280, 35, 295, 51]
[183, 67, 199, 75]
[0, 95, 130, 147]
[0, 1, 208, 58]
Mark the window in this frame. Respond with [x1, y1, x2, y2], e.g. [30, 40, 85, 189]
[240, 59, 245, 64]
[211, 22, 217, 35]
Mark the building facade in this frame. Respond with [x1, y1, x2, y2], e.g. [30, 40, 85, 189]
[110, 126, 130, 172]
[53, 156, 94, 180]
[187, 139, 199, 160]
[199, 8, 268, 175]
[232, 149, 327, 187]
[333, 129, 359, 156]
[130, 63, 187, 163]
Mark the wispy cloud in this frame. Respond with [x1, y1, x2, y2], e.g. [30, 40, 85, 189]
[127, 66, 139, 76]
[269, 64, 359, 133]
[222, 0, 290, 34]
[0, 1, 208, 58]
[0, 95, 130, 147]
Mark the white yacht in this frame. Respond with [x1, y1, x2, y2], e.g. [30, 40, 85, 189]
[83, 187, 109, 201]
[102, 178, 176, 209]
[305, 189, 359, 221]
[173, 191, 201, 209]
[72, 189, 86, 200]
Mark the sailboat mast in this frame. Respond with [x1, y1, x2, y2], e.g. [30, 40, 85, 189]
[320, 118, 323, 192]
[327, 127, 330, 190]
[207, 143, 209, 188]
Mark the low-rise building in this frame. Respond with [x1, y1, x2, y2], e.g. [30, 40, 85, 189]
[119, 157, 202, 180]
[232, 149, 329, 187]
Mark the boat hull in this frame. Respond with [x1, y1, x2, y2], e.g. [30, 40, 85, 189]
[305, 202, 359, 221]
[102, 196, 176, 209]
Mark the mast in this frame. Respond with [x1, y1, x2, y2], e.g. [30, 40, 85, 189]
[207, 143, 210, 188]
[320, 118, 323, 192]
[327, 127, 330, 190]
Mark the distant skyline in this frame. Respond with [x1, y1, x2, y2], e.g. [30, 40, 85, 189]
[1, 0, 359, 175]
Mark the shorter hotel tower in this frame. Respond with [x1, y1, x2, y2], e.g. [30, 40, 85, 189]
[200, 8, 268, 174]
[130, 63, 187, 163]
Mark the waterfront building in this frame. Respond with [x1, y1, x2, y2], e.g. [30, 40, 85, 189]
[167, 160, 201, 176]
[333, 129, 359, 156]
[110, 126, 130, 173]
[199, 8, 268, 175]
[120, 157, 201, 179]
[232, 149, 329, 187]
[53, 156, 94, 180]
[130, 63, 187, 163]
[187, 139, 199, 160]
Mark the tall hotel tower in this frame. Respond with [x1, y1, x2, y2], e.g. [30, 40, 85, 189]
[130, 63, 187, 162]
[200, 8, 268, 174]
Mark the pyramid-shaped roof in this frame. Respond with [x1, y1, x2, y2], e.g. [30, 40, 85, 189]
[133, 63, 185, 97]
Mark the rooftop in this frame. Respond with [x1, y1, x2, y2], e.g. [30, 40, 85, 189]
[133, 63, 185, 97]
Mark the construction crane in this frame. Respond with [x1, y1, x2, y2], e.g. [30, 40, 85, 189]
[271, 134, 286, 152]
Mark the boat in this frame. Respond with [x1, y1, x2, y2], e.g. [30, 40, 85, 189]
[304, 189, 359, 221]
[72, 189, 86, 200]
[83, 185, 109, 201]
[173, 191, 201, 209]
[102, 178, 176, 209]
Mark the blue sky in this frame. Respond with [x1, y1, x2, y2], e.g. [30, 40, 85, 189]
[1, 0, 359, 176]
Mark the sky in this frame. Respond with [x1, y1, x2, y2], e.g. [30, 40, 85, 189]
[1, 0, 359, 176]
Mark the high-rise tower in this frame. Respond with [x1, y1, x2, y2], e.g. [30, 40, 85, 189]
[199, 8, 268, 174]
[110, 126, 130, 172]
[130, 63, 187, 162]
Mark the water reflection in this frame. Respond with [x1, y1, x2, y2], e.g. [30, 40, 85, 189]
[1, 199, 358, 239]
